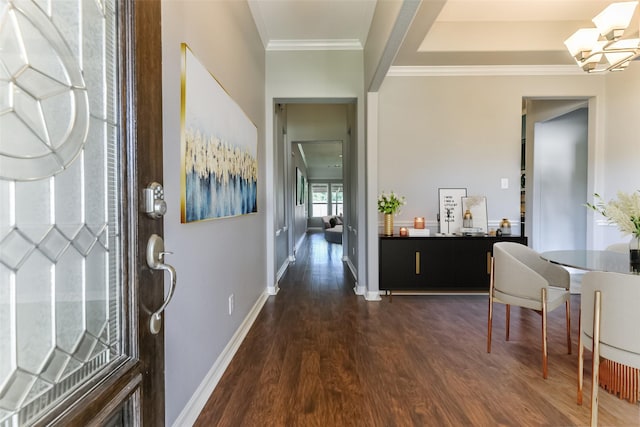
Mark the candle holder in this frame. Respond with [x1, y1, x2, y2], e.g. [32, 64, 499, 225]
[399, 227, 408, 237]
[463, 210, 473, 228]
[414, 217, 425, 229]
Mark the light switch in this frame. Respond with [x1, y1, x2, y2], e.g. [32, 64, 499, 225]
[501, 178, 509, 189]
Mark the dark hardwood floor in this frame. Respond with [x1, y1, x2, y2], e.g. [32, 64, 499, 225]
[195, 231, 640, 426]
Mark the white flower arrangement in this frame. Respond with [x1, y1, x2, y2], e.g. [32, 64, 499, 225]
[586, 191, 640, 237]
[377, 191, 405, 215]
[463, 195, 484, 209]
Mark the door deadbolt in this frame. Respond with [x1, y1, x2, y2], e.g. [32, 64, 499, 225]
[144, 182, 167, 219]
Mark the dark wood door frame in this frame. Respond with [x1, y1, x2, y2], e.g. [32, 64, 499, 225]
[132, 0, 165, 424]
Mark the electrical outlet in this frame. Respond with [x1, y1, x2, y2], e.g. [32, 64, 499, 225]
[228, 294, 234, 315]
[501, 178, 509, 189]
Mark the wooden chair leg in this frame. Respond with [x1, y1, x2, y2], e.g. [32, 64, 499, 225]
[487, 299, 493, 353]
[577, 308, 583, 405]
[487, 256, 494, 353]
[590, 292, 602, 427]
[566, 299, 572, 355]
[542, 288, 548, 379]
[505, 304, 510, 341]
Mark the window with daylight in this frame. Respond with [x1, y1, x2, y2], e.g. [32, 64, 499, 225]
[331, 184, 343, 216]
[311, 183, 329, 217]
[311, 182, 343, 217]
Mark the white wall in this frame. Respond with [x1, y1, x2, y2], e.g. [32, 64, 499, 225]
[598, 65, 640, 248]
[161, 1, 265, 424]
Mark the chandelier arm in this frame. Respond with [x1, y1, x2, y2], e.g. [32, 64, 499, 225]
[605, 51, 640, 71]
[566, 1, 640, 73]
[581, 46, 640, 62]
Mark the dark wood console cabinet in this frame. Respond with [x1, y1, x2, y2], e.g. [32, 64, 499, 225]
[379, 235, 527, 292]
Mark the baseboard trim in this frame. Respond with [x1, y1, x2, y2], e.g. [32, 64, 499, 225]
[344, 258, 357, 282]
[267, 284, 280, 295]
[276, 259, 290, 282]
[365, 290, 382, 301]
[378, 290, 488, 296]
[353, 283, 365, 295]
[172, 291, 269, 427]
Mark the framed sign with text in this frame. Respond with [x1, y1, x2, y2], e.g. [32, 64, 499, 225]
[438, 188, 467, 234]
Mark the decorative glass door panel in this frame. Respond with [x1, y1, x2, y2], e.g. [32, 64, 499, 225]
[0, 0, 124, 424]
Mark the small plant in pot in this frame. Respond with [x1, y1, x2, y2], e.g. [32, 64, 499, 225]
[378, 191, 405, 236]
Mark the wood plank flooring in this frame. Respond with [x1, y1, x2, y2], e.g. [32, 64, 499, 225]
[195, 231, 640, 426]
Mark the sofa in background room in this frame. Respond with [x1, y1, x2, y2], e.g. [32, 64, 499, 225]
[321, 215, 343, 244]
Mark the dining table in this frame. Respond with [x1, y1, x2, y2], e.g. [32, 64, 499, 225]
[540, 249, 639, 404]
[540, 249, 631, 273]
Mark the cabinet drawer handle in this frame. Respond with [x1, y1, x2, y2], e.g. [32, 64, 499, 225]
[487, 251, 491, 274]
[416, 251, 421, 275]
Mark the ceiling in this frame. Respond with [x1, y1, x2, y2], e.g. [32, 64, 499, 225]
[297, 141, 343, 179]
[249, 0, 633, 68]
[249, 0, 635, 174]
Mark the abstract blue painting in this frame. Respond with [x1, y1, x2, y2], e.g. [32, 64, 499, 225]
[180, 44, 258, 223]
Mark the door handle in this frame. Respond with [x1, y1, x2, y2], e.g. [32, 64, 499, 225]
[146, 234, 177, 334]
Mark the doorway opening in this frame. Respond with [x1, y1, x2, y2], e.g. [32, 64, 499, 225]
[273, 101, 357, 283]
[522, 98, 589, 253]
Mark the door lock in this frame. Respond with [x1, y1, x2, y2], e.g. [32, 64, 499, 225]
[144, 182, 167, 219]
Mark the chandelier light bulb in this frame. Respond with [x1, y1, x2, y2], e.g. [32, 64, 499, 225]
[604, 38, 640, 68]
[564, 28, 601, 59]
[592, 1, 638, 40]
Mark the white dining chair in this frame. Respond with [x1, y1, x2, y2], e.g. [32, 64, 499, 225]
[578, 271, 640, 426]
[488, 242, 571, 379]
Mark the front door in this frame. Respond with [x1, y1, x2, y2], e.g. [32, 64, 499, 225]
[0, 0, 165, 425]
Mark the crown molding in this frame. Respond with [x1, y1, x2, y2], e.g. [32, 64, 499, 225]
[387, 65, 586, 77]
[267, 39, 363, 51]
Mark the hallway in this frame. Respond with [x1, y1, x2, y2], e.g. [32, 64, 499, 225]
[195, 231, 639, 426]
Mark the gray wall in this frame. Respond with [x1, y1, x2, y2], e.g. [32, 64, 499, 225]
[345, 103, 358, 269]
[376, 74, 608, 237]
[161, 1, 265, 424]
[274, 104, 289, 278]
[533, 108, 588, 252]
[292, 144, 308, 252]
